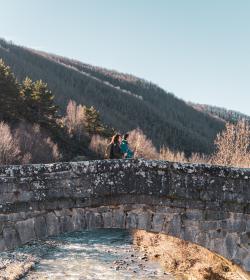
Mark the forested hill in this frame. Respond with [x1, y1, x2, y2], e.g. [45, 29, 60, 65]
[0, 38, 225, 155]
[190, 103, 250, 124]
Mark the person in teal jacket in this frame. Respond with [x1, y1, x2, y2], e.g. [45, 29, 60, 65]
[120, 133, 134, 159]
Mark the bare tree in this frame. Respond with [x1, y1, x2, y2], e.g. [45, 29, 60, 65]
[63, 100, 87, 141]
[89, 135, 109, 158]
[0, 122, 20, 165]
[212, 120, 250, 168]
[128, 128, 158, 159]
[14, 122, 61, 164]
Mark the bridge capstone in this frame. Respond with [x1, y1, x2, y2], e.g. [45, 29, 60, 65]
[0, 159, 249, 271]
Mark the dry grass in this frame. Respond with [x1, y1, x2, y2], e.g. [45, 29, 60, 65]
[159, 146, 187, 163]
[133, 230, 249, 280]
[89, 134, 109, 158]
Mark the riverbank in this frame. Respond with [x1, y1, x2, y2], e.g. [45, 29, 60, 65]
[0, 241, 58, 280]
[0, 229, 171, 280]
[133, 230, 250, 280]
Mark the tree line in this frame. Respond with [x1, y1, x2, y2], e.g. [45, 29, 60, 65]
[1, 58, 249, 168]
[0, 59, 110, 164]
[0, 38, 226, 155]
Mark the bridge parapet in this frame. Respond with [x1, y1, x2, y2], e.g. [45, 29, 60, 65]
[0, 159, 249, 271]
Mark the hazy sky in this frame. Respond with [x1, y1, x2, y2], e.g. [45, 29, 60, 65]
[1, 0, 249, 115]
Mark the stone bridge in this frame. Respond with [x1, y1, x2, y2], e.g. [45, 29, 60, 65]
[0, 159, 249, 271]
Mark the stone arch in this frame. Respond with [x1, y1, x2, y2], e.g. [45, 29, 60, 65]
[0, 159, 249, 271]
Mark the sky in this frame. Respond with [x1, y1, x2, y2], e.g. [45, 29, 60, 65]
[0, 0, 249, 115]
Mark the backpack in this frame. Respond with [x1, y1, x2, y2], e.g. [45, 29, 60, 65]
[104, 143, 113, 159]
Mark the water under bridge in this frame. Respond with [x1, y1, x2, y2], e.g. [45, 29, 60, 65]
[0, 159, 249, 272]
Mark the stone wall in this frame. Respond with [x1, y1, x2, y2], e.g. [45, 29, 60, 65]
[0, 159, 249, 271]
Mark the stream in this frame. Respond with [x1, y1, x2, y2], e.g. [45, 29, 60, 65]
[23, 229, 173, 280]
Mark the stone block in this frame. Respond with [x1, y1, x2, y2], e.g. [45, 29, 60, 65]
[45, 212, 60, 236]
[6, 212, 27, 222]
[194, 231, 209, 246]
[3, 227, 20, 249]
[126, 212, 138, 229]
[221, 219, 246, 232]
[211, 238, 228, 257]
[199, 221, 218, 231]
[184, 209, 204, 220]
[60, 215, 74, 233]
[71, 208, 86, 231]
[15, 218, 36, 244]
[34, 216, 48, 239]
[137, 211, 152, 230]
[182, 226, 199, 243]
[0, 237, 6, 250]
[224, 233, 239, 259]
[240, 232, 250, 247]
[18, 191, 33, 202]
[246, 218, 250, 232]
[208, 229, 227, 239]
[204, 210, 229, 220]
[86, 211, 102, 229]
[0, 222, 4, 234]
[151, 213, 165, 232]
[242, 255, 250, 272]
[0, 192, 15, 204]
[112, 209, 125, 228]
[102, 211, 112, 228]
[54, 208, 72, 217]
[167, 215, 181, 237]
[0, 214, 8, 222]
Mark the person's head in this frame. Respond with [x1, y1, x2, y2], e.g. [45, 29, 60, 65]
[111, 133, 121, 144]
[123, 133, 129, 141]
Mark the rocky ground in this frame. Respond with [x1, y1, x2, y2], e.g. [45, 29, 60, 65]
[133, 230, 250, 280]
[0, 241, 57, 280]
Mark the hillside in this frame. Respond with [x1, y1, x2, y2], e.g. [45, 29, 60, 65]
[0, 38, 225, 155]
[190, 103, 250, 123]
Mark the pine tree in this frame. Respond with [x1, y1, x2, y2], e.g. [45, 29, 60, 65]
[0, 59, 20, 122]
[19, 77, 34, 121]
[20, 78, 58, 125]
[84, 106, 104, 135]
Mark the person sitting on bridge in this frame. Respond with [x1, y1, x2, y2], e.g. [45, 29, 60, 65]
[105, 134, 123, 159]
[120, 133, 134, 159]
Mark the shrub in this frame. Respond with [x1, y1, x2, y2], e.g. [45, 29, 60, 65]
[89, 135, 109, 158]
[14, 122, 61, 164]
[189, 153, 210, 164]
[0, 122, 20, 165]
[211, 120, 250, 168]
[159, 146, 187, 163]
[128, 128, 158, 159]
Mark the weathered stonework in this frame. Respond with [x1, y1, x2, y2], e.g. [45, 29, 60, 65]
[0, 159, 249, 271]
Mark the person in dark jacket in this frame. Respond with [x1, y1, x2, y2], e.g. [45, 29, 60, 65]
[105, 134, 123, 159]
[120, 133, 134, 159]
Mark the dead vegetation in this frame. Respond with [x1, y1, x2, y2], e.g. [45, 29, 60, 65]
[133, 230, 250, 280]
[89, 120, 250, 168]
[0, 121, 60, 165]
